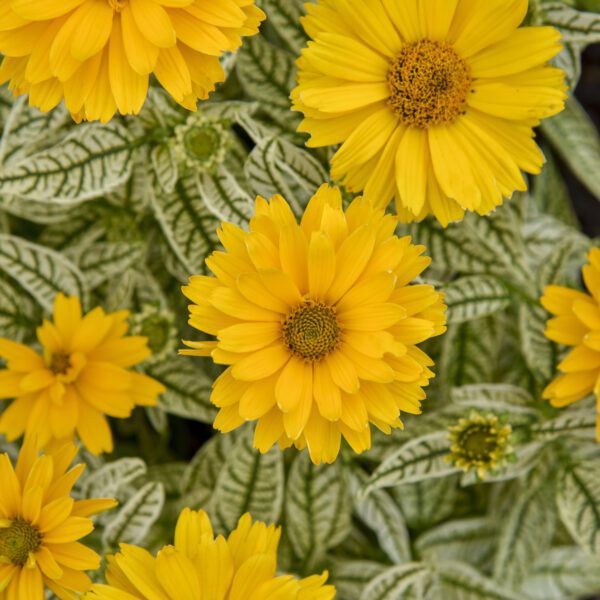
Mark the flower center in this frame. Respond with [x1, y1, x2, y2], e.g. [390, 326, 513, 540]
[282, 301, 340, 361]
[49, 351, 72, 375]
[387, 39, 472, 129]
[183, 126, 221, 162]
[108, 0, 128, 11]
[0, 519, 42, 566]
[457, 425, 498, 462]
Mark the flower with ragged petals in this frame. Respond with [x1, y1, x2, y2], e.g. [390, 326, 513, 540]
[292, 0, 566, 226]
[448, 411, 513, 479]
[542, 248, 600, 439]
[0, 293, 165, 454]
[173, 113, 232, 172]
[181, 185, 446, 464]
[0, 0, 265, 123]
[0, 436, 116, 599]
[86, 508, 335, 600]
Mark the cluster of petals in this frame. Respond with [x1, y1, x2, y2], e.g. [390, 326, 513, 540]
[542, 248, 600, 439]
[292, 0, 566, 225]
[0, 0, 265, 122]
[0, 293, 165, 454]
[182, 185, 446, 464]
[0, 436, 116, 599]
[87, 508, 335, 600]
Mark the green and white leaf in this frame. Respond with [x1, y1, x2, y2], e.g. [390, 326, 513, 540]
[180, 430, 244, 507]
[542, 96, 600, 200]
[146, 357, 216, 424]
[330, 560, 388, 600]
[541, 2, 600, 44]
[450, 384, 537, 416]
[236, 36, 299, 129]
[361, 563, 430, 600]
[261, 0, 308, 54]
[245, 136, 328, 212]
[149, 173, 220, 274]
[494, 485, 556, 588]
[208, 428, 284, 534]
[285, 453, 352, 566]
[102, 481, 165, 549]
[366, 432, 457, 493]
[0, 277, 39, 340]
[557, 460, 600, 555]
[82, 458, 147, 500]
[197, 168, 254, 227]
[519, 303, 556, 383]
[67, 242, 144, 290]
[520, 546, 600, 600]
[348, 467, 411, 564]
[432, 560, 520, 600]
[0, 121, 135, 202]
[0, 234, 87, 312]
[416, 518, 498, 571]
[151, 143, 178, 193]
[444, 275, 511, 324]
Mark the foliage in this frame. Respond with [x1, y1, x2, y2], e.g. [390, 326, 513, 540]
[1, 0, 600, 598]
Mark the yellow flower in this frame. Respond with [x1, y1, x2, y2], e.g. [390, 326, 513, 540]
[87, 508, 335, 600]
[447, 411, 513, 479]
[542, 248, 600, 439]
[181, 185, 447, 464]
[0, 0, 265, 123]
[292, 0, 566, 226]
[0, 436, 116, 600]
[0, 293, 165, 454]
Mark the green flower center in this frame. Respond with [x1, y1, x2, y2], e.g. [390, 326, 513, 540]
[387, 39, 472, 129]
[183, 126, 221, 163]
[283, 301, 340, 361]
[458, 425, 498, 462]
[0, 519, 42, 566]
[140, 315, 172, 355]
[49, 351, 72, 375]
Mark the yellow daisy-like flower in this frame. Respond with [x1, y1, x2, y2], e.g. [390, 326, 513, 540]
[447, 411, 513, 479]
[0, 436, 116, 600]
[292, 0, 566, 226]
[0, 293, 165, 454]
[542, 248, 600, 439]
[87, 508, 335, 600]
[181, 185, 447, 464]
[0, 0, 265, 123]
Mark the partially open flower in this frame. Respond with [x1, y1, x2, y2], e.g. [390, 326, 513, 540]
[448, 411, 513, 479]
[173, 114, 231, 172]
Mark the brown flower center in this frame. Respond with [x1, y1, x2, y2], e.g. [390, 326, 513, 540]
[108, 0, 128, 11]
[50, 351, 72, 375]
[282, 301, 340, 361]
[387, 40, 472, 129]
[0, 519, 42, 566]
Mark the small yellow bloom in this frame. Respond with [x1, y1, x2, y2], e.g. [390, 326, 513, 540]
[292, 0, 566, 226]
[447, 411, 513, 479]
[0, 436, 116, 600]
[0, 293, 165, 454]
[542, 248, 600, 439]
[181, 185, 447, 464]
[0, 0, 265, 123]
[87, 508, 336, 600]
